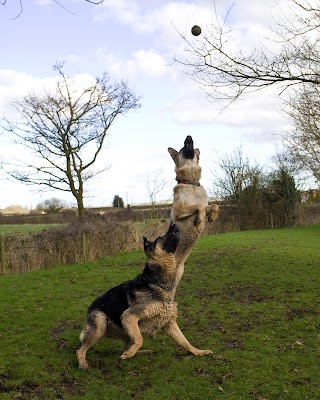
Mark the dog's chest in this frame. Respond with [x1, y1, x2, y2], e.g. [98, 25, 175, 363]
[138, 301, 177, 336]
[174, 185, 208, 206]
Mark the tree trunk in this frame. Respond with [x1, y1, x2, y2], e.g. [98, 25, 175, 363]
[76, 194, 85, 221]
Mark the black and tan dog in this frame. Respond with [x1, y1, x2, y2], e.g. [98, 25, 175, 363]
[168, 136, 219, 287]
[76, 223, 212, 369]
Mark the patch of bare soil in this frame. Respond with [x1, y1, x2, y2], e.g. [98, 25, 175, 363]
[221, 284, 272, 304]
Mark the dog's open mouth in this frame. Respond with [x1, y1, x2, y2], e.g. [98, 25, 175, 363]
[182, 135, 194, 159]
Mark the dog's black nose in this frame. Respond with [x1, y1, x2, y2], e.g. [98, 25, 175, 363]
[169, 222, 179, 233]
[184, 136, 193, 146]
[182, 136, 194, 159]
[170, 223, 179, 234]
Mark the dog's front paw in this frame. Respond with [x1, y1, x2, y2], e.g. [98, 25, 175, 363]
[208, 204, 219, 223]
[77, 359, 89, 369]
[77, 350, 89, 369]
[119, 353, 129, 360]
[193, 349, 213, 356]
[119, 349, 138, 360]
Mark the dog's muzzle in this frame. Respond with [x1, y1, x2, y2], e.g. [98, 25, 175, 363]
[182, 135, 194, 159]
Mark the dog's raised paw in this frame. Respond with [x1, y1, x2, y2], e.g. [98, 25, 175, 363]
[194, 215, 202, 226]
[208, 204, 219, 223]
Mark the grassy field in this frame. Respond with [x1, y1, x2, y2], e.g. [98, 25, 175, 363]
[0, 224, 62, 236]
[0, 225, 319, 399]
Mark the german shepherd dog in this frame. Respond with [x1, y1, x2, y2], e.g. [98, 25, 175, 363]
[76, 223, 212, 369]
[168, 136, 219, 287]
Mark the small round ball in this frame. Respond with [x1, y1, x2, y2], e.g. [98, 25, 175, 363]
[191, 25, 201, 36]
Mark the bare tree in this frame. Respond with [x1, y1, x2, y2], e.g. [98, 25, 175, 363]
[211, 147, 263, 207]
[175, 0, 320, 107]
[283, 85, 320, 182]
[36, 197, 67, 214]
[146, 169, 168, 205]
[211, 146, 297, 229]
[212, 147, 266, 230]
[1, 64, 140, 220]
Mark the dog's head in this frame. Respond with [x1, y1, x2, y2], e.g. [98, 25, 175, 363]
[143, 223, 180, 259]
[168, 135, 200, 167]
[168, 136, 201, 181]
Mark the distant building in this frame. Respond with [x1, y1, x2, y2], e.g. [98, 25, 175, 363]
[0, 205, 30, 215]
[300, 189, 320, 203]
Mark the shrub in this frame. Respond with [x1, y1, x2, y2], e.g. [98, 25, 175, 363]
[0, 218, 169, 275]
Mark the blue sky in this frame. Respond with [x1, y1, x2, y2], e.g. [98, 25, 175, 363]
[0, 0, 290, 209]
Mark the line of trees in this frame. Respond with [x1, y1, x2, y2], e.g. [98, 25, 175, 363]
[212, 147, 297, 230]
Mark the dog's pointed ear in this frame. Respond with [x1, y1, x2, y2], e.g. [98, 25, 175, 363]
[143, 237, 156, 252]
[195, 148, 200, 160]
[168, 147, 178, 162]
[143, 236, 149, 249]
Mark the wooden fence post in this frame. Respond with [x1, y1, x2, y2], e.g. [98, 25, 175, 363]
[0, 236, 6, 275]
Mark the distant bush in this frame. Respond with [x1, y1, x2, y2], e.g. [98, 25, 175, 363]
[112, 195, 124, 208]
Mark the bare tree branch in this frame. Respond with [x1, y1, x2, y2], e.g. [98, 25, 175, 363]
[174, 0, 320, 107]
[146, 169, 168, 205]
[2, 0, 104, 19]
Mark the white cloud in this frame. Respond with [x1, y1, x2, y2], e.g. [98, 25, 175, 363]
[132, 49, 168, 77]
[0, 69, 98, 119]
[33, 0, 52, 6]
[167, 72, 289, 145]
[93, 0, 283, 43]
[68, 47, 170, 82]
[94, 1, 217, 44]
[94, 0, 139, 24]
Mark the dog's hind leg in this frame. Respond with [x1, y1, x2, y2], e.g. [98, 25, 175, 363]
[76, 311, 107, 369]
[120, 311, 143, 360]
[163, 320, 212, 356]
[175, 253, 191, 286]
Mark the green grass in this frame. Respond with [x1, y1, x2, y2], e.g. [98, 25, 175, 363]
[0, 225, 319, 399]
[0, 224, 62, 235]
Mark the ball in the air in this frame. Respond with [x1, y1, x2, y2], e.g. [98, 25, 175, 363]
[191, 25, 201, 36]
